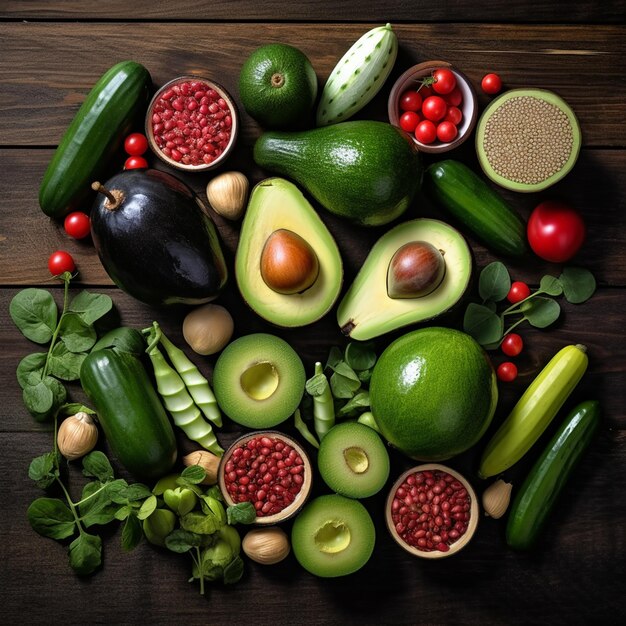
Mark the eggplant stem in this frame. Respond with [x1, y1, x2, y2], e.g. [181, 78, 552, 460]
[92, 181, 123, 210]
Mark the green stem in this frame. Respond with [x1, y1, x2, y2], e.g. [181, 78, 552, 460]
[192, 547, 205, 595]
[501, 316, 527, 338]
[55, 475, 86, 535]
[42, 275, 71, 378]
[501, 289, 545, 316]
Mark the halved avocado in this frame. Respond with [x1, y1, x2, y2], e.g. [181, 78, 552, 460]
[236, 178, 343, 327]
[337, 219, 472, 341]
[476, 88, 581, 192]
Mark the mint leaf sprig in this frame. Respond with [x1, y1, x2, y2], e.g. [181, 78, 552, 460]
[463, 262, 596, 347]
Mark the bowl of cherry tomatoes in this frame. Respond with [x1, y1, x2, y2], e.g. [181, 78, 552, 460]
[388, 61, 477, 153]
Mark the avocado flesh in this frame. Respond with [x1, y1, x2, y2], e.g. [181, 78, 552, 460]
[236, 178, 343, 327]
[337, 219, 472, 341]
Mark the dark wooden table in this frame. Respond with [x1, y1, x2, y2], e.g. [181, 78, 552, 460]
[1, 3, 625, 624]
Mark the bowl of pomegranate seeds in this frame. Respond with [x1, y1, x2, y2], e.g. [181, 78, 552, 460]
[218, 431, 313, 525]
[146, 75, 238, 171]
[386, 464, 479, 558]
[388, 61, 477, 153]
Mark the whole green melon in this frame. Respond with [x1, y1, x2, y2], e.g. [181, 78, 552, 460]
[369, 327, 497, 460]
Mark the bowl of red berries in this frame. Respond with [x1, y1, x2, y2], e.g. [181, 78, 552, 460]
[388, 61, 477, 153]
[218, 431, 313, 525]
[146, 75, 238, 171]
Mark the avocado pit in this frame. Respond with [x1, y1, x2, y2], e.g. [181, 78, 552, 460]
[240, 361, 279, 401]
[314, 521, 352, 554]
[387, 241, 446, 299]
[343, 447, 369, 475]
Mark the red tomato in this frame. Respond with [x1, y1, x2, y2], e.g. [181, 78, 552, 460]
[432, 68, 457, 95]
[501, 333, 524, 357]
[399, 111, 420, 133]
[527, 201, 586, 263]
[443, 106, 463, 125]
[124, 156, 149, 170]
[481, 73, 503, 95]
[443, 87, 463, 107]
[497, 362, 518, 382]
[63, 211, 91, 240]
[124, 133, 149, 156]
[422, 96, 447, 122]
[507, 281, 531, 304]
[418, 85, 433, 100]
[48, 250, 76, 276]
[436, 121, 458, 143]
[399, 90, 422, 112]
[414, 120, 437, 144]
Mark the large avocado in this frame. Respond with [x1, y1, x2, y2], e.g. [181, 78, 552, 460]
[337, 219, 472, 340]
[235, 178, 343, 327]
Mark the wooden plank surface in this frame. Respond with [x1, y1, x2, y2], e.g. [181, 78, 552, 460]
[1, 6, 625, 626]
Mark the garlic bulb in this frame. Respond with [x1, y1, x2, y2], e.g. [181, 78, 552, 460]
[57, 412, 98, 461]
[482, 479, 513, 519]
[183, 450, 220, 485]
[206, 171, 249, 220]
[242, 527, 291, 565]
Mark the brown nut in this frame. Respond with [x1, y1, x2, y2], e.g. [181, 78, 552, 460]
[242, 526, 291, 565]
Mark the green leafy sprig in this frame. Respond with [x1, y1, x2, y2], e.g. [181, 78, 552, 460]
[463, 262, 596, 347]
[10, 273, 113, 421]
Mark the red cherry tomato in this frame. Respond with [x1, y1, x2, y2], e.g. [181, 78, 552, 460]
[63, 211, 91, 240]
[432, 68, 457, 95]
[507, 281, 531, 304]
[422, 96, 447, 122]
[399, 111, 420, 133]
[443, 87, 463, 107]
[48, 250, 76, 276]
[481, 73, 502, 95]
[399, 90, 422, 112]
[527, 201, 586, 263]
[124, 133, 149, 156]
[414, 120, 437, 144]
[497, 362, 518, 383]
[436, 121, 458, 143]
[418, 85, 433, 100]
[501, 333, 524, 357]
[124, 156, 149, 170]
[444, 106, 463, 125]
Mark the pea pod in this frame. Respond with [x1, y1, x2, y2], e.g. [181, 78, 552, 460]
[506, 400, 600, 550]
[479, 344, 588, 479]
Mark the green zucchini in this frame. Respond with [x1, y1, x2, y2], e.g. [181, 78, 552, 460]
[39, 61, 151, 219]
[80, 348, 177, 480]
[506, 400, 600, 550]
[479, 344, 588, 479]
[424, 160, 527, 257]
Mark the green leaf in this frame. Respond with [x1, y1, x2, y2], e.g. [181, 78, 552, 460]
[226, 502, 256, 526]
[59, 313, 97, 353]
[16, 353, 47, 389]
[9, 288, 58, 344]
[69, 291, 113, 326]
[200, 496, 227, 525]
[47, 342, 86, 381]
[325, 346, 343, 371]
[463, 303, 504, 346]
[522, 297, 561, 328]
[91, 327, 145, 356]
[305, 372, 330, 397]
[338, 391, 370, 416]
[79, 481, 118, 527]
[121, 514, 143, 551]
[82, 451, 114, 481]
[165, 529, 203, 553]
[137, 495, 158, 520]
[68, 532, 102, 575]
[114, 505, 132, 521]
[344, 342, 377, 371]
[329, 360, 360, 381]
[180, 465, 207, 485]
[23, 380, 54, 415]
[478, 262, 511, 302]
[27, 497, 76, 539]
[539, 275, 563, 296]
[122, 483, 153, 502]
[104, 479, 131, 504]
[330, 372, 361, 399]
[223, 555, 244, 584]
[181, 511, 221, 535]
[28, 452, 58, 488]
[58, 403, 96, 417]
[559, 267, 596, 304]
[357, 368, 372, 384]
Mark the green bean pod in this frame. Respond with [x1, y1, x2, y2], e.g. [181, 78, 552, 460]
[306, 362, 335, 441]
[146, 342, 224, 456]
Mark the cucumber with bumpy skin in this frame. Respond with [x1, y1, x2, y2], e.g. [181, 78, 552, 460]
[316, 23, 397, 126]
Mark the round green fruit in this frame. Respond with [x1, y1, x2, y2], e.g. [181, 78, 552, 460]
[369, 327, 498, 461]
[238, 43, 318, 129]
[317, 422, 390, 498]
[291, 494, 375, 577]
[212, 333, 305, 428]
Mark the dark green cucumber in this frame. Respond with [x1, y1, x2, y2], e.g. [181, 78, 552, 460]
[506, 400, 601, 550]
[424, 160, 527, 257]
[39, 61, 151, 218]
[80, 348, 177, 480]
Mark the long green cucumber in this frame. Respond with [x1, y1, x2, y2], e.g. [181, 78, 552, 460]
[424, 160, 527, 257]
[39, 61, 151, 218]
[80, 348, 177, 480]
[506, 400, 600, 550]
[479, 344, 588, 478]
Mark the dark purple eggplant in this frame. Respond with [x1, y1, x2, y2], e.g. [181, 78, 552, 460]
[90, 169, 228, 306]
